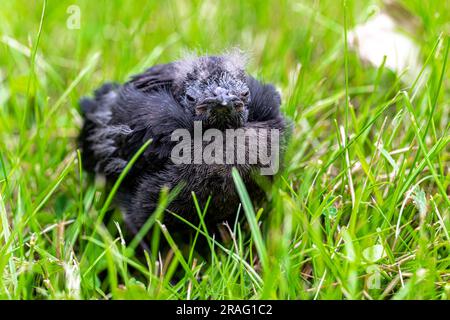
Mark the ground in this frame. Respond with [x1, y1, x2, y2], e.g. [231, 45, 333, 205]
[0, 0, 449, 299]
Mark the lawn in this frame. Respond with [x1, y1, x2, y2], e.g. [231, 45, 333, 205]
[0, 0, 449, 300]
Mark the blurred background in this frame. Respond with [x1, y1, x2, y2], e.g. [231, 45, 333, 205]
[0, 0, 449, 299]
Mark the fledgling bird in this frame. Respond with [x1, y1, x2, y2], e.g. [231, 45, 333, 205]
[79, 52, 287, 236]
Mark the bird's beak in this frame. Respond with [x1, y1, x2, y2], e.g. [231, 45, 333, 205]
[214, 87, 239, 109]
[196, 89, 244, 115]
[217, 93, 236, 108]
[214, 96, 243, 114]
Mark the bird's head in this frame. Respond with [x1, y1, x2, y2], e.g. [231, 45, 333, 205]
[173, 52, 250, 129]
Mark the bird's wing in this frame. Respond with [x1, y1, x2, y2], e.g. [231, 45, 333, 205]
[127, 63, 175, 92]
[79, 77, 187, 180]
[246, 75, 283, 123]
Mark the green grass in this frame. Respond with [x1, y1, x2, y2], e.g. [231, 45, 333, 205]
[0, 0, 449, 300]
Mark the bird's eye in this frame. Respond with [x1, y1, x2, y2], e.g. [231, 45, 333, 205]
[186, 94, 196, 103]
[241, 90, 250, 98]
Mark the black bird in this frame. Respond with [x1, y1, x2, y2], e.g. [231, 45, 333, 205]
[79, 52, 287, 236]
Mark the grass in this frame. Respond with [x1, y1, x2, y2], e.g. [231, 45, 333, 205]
[0, 0, 449, 299]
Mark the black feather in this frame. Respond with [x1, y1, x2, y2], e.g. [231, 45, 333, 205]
[79, 54, 288, 237]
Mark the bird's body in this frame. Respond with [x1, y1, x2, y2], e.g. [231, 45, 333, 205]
[79, 53, 287, 235]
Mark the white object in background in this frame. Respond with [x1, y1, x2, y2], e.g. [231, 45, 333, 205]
[348, 12, 423, 85]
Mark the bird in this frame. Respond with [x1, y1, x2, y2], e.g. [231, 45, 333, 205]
[79, 52, 288, 237]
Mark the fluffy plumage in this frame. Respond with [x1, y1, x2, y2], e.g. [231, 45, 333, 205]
[79, 53, 287, 235]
